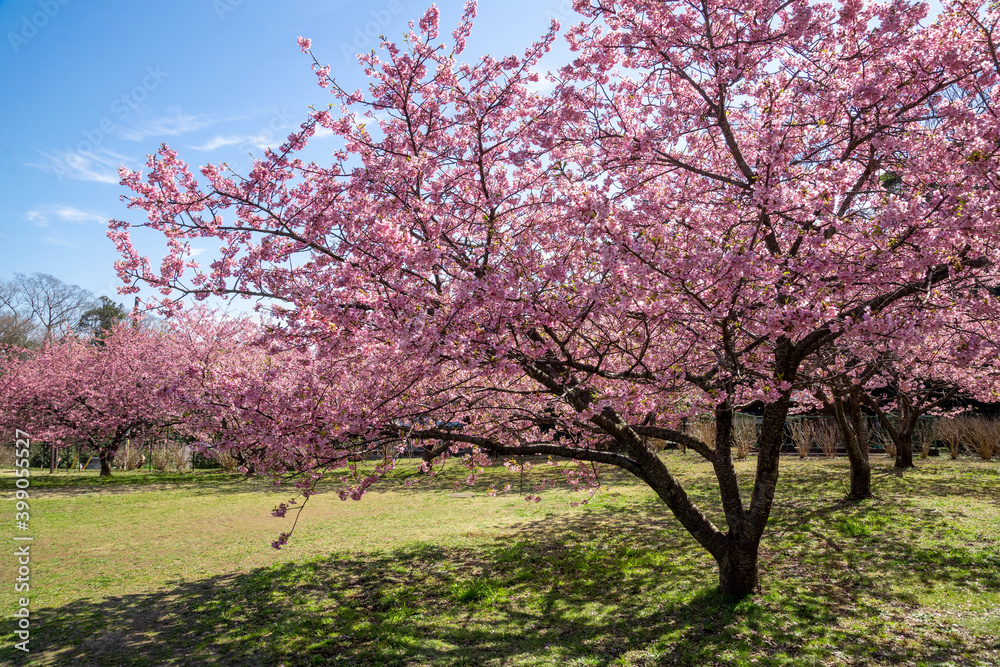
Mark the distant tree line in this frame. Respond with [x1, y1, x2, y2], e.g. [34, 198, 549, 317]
[0, 273, 128, 347]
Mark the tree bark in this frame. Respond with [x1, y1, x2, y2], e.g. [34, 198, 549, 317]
[98, 449, 113, 477]
[863, 393, 917, 471]
[712, 403, 746, 537]
[832, 390, 872, 500]
[848, 454, 871, 498]
[894, 397, 917, 470]
[746, 387, 793, 534]
[893, 434, 916, 469]
[717, 538, 760, 597]
[709, 401, 761, 597]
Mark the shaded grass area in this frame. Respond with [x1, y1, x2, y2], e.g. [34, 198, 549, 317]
[8, 468, 271, 495]
[2, 456, 998, 666]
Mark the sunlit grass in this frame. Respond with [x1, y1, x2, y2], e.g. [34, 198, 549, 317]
[1, 454, 997, 665]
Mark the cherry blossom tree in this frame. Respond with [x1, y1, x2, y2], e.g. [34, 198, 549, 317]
[803, 316, 1000, 499]
[802, 355, 880, 500]
[0, 321, 184, 476]
[108, 0, 1000, 596]
[827, 313, 999, 471]
[157, 309, 339, 478]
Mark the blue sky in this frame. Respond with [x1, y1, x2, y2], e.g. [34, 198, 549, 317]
[1, 0, 947, 307]
[0, 0, 574, 304]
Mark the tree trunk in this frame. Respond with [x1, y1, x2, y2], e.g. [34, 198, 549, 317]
[833, 391, 872, 500]
[894, 434, 915, 469]
[98, 450, 113, 477]
[714, 367, 795, 598]
[716, 538, 760, 597]
[864, 393, 917, 471]
[893, 399, 918, 470]
[848, 456, 871, 498]
[710, 403, 760, 597]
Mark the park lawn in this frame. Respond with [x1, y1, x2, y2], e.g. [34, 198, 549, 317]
[1, 454, 998, 666]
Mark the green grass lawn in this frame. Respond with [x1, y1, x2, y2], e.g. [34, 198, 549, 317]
[2, 453, 998, 666]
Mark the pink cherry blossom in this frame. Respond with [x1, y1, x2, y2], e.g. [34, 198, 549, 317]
[106, 0, 1000, 596]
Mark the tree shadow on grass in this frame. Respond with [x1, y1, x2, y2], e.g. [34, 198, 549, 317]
[761, 458, 1000, 506]
[19, 471, 286, 499]
[18, 505, 999, 667]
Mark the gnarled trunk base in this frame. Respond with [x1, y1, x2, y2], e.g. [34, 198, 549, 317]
[717, 543, 759, 598]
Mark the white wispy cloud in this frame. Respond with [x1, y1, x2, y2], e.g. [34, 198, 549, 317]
[189, 132, 275, 152]
[26, 146, 128, 184]
[26, 206, 109, 227]
[24, 211, 48, 228]
[117, 113, 216, 142]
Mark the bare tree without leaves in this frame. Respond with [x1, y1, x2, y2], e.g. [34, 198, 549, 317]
[0, 313, 34, 349]
[0, 281, 36, 347]
[9, 273, 94, 341]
